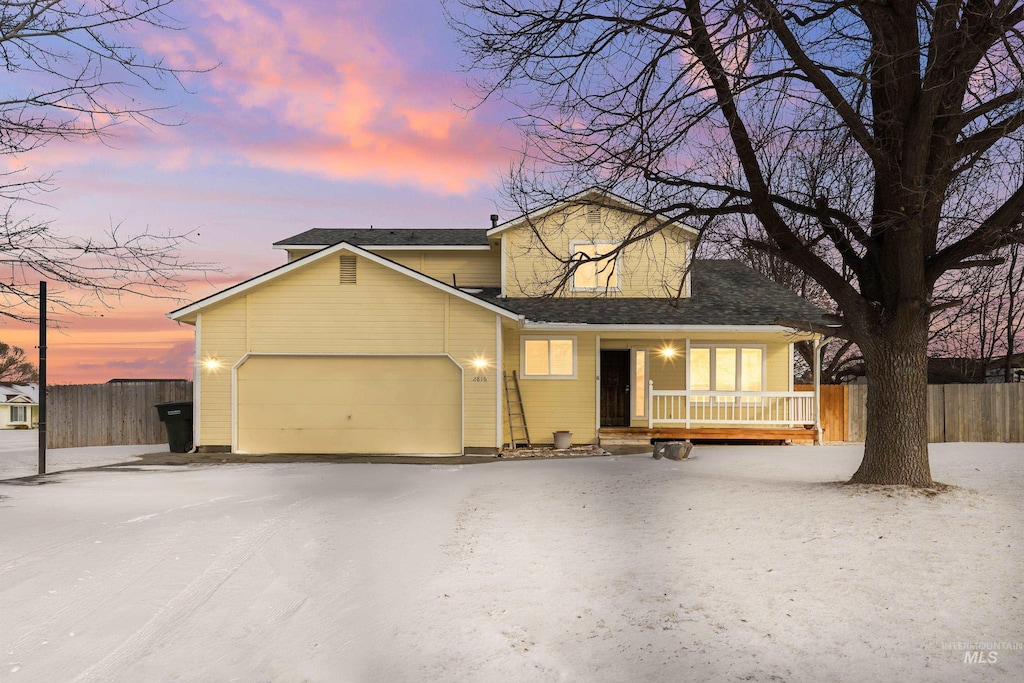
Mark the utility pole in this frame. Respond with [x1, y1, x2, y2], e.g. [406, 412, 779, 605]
[38, 281, 46, 475]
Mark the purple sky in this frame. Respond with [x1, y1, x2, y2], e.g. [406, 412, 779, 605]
[3, 0, 520, 383]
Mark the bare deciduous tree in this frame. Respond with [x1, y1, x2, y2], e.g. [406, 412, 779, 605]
[0, 0, 213, 323]
[0, 341, 38, 383]
[449, 0, 1024, 486]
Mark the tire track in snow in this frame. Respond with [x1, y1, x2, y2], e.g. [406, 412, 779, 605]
[72, 497, 309, 683]
[120, 495, 239, 523]
[0, 496, 242, 577]
[2, 524, 189, 661]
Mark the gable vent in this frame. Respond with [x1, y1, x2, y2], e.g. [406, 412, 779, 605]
[586, 206, 601, 224]
[339, 255, 357, 284]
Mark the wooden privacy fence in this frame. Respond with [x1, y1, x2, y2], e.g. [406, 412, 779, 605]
[801, 383, 1024, 443]
[47, 381, 193, 449]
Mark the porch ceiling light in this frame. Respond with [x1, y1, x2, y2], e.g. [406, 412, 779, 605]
[202, 357, 222, 371]
[658, 345, 678, 359]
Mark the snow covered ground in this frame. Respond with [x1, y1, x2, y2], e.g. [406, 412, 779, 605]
[0, 444, 1021, 682]
[0, 430, 165, 481]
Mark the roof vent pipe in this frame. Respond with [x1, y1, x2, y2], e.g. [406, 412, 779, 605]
[490, 214, 499, 229]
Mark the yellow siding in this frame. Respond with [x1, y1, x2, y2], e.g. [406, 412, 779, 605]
[384, 250, 501, 287]
[448, 298, 501, 449]
[502, 326, 599, 445]
[285, 248, 318, 262]
[198, 300, 247, 446]
[285, 249, 501, 289]
[197, 253, 499, 451]
[502, 205, 691, 297]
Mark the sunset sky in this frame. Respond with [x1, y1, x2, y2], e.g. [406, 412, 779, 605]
[1, 0, 519, 384]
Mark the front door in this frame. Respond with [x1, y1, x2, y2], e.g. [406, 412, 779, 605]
[600, 349, 631, 426]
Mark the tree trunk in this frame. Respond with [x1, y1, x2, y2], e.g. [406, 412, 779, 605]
[849, 319, 933, 486]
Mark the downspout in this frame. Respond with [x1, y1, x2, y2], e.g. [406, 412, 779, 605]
[191, 313, 202, 454]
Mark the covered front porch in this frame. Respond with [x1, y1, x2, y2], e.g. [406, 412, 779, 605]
[596, 332, 822, 445]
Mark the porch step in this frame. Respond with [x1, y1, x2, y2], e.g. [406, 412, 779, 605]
[600, 427, 817, 445]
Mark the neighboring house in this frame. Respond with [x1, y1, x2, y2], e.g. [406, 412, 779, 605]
[984, 353, 1024, 383]
[169, 190, 827, 455]
[0, 383, 39, 429]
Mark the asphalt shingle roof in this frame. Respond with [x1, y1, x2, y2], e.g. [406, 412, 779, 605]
[274, 228, 491, 248]
[477, 260, 827, 326]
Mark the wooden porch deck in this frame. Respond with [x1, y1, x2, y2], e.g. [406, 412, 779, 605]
[600, 426, 818, 445]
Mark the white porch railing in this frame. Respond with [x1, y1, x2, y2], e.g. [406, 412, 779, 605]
[647, 381, 816, 428]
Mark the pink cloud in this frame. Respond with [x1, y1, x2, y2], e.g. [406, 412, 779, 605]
[135, 0, 515, 192]
[1, 297, 196, 384]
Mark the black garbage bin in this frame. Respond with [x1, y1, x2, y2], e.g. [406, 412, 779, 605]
[156, 401, 194, 453]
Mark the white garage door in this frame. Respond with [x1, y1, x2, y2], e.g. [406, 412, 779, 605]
[236, 355, 462, 454]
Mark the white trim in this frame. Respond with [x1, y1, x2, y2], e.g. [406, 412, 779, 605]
[788, 343, 795, 392]
[648, 389, 816, 427]
[169, 241, 519, 322]
[231, 352, 465, 455]
[812, 336, 823, 443]
[273, 244, 490, 252]
[569, 240, 622, 293]
[193, 313, 201, 450]
[519, 322, 806, 334]
[520, 335, 578, 379]
[364, 245, 491, 251]
[631, 347, 649, 420]
[595, 334, 601, 439]
[500, 234, 507, 297]
[687, 343, 768, 394]
[486, 188, 699, 238]
[495, 315, 503, 450]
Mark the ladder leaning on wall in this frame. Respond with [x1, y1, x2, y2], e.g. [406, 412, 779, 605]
[502, 371, 531, 449]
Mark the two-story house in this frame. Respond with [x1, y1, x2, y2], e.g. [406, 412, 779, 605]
[169, 190, 827, 454]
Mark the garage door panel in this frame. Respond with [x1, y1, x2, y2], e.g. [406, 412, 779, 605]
[240, 425, 457, 454]
[242, 402, 460, 431]
[237, 356, 462, 454]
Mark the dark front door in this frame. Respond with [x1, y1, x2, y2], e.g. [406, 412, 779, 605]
[601, 349, 631, 427]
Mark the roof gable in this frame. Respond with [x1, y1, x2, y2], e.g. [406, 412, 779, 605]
[487, 188, 699, 239]
[168, 242, 519, 322]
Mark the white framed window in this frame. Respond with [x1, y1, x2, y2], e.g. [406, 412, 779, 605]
[689, 345, 765, 400]
[570, 241, 620, 291]
[632, 349, 648, 419]
[10, 405, 27, 422]
[521, 337, 577, 379]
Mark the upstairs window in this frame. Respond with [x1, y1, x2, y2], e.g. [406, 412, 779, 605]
[571, 241, 620, 291]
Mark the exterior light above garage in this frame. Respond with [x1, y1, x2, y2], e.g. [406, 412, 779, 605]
[202, 357, 223, 371]
[470, 356, 491, 371]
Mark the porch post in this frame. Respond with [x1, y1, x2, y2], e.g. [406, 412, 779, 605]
[595, 334, 601, 445]
[684, 338, 691, 429]
[647, 379, 654, 429]
[813, 336, 823, 445]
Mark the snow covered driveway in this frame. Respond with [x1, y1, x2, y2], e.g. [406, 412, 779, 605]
[0, 430, 166, 480]
[1, 445, 1021, 682]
